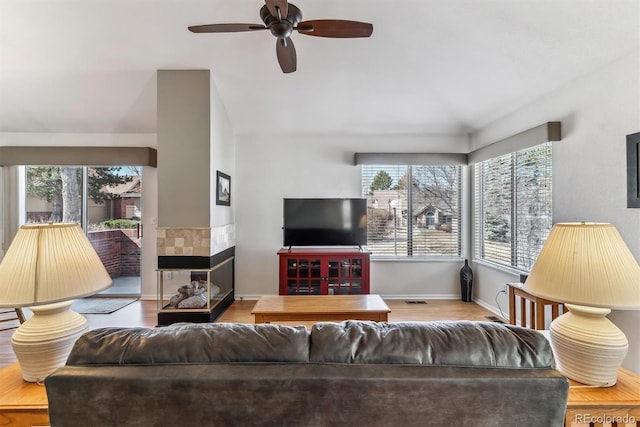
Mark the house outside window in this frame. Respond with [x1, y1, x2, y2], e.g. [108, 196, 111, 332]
[361, 165, 462, 258]
[473, 142, 552, 271]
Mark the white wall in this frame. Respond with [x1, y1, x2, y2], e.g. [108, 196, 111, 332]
[234, 134, 470, 299]
[472, 51, 640, 373]
[210, 78, 235, 230]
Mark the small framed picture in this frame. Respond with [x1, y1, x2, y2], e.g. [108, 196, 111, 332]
[216, 170, 231, 206]
[628, 132, 640, 208]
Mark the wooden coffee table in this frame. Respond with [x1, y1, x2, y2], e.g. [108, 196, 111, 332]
[251, 294, 391, 323]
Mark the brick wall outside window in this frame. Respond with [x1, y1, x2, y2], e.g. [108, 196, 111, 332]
[88, 229, 141, 277]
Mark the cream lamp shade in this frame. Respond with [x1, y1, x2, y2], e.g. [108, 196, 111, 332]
[0, 223, 112, 381]
[524, 222, 640, 308]
[523, 222, 640, 386]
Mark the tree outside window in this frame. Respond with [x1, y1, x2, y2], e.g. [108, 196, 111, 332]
[26, 166, 137, 230]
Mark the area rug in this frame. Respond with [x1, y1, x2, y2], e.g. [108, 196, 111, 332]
[71, 297, 139, 314]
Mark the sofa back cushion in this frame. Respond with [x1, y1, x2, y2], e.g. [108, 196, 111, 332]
[310, 320, 554, 368]
[67, 322, 310, 365]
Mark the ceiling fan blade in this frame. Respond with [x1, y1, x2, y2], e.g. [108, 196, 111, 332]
[265, 0, 288, 21]
[188, 23, 267, 33]
[276, 37, 297, 73]
[297, 20, 373, 38]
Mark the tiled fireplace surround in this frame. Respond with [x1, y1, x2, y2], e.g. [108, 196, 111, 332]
[156, 225, 235, 258]
[156, 225, 236, 324]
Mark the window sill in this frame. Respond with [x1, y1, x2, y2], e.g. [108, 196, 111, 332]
[472, 259, 529, 276]
[371, 256, 463, 262]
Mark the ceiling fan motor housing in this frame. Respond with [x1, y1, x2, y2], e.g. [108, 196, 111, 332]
[260, 4, 302, 38]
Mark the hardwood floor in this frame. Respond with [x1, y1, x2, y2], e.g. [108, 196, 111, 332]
[0, 298, 500, 370]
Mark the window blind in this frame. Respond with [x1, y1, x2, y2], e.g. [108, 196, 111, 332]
[514, 143, 553, 269]
[362, 164, 461, 257]
[474, 142, 552, 271]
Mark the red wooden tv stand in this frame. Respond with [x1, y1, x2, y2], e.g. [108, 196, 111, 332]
[278, 247, 371, 296]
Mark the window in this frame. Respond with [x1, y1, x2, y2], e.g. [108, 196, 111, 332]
[361, 165, 462, 257]
[25, 166, 142, 230]
[25, 165, 143, 295]
[474, 142, 552, 271]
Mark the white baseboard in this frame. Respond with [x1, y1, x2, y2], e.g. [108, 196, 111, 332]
[379, 294, 459, 300]
[473, 297, 509, 322]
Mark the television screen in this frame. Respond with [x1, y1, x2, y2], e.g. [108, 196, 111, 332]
[283, 198, 367, 246]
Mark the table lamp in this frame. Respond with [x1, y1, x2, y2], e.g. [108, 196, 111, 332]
[523, 222, 640, 386]
[0, 223, 112, 382]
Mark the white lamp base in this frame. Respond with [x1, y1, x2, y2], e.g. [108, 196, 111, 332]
[11, 300, 88, 382]
[549, 303, 628, 387]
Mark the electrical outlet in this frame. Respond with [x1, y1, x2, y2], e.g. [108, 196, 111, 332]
[503, 284, 509, 293]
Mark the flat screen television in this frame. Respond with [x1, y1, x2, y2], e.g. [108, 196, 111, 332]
[283, 198, 367, 246]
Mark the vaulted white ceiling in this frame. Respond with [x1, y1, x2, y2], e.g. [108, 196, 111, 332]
[0, 0, 637, 136]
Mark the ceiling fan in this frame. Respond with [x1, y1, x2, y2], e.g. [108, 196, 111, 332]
[188, 0, 373, 73]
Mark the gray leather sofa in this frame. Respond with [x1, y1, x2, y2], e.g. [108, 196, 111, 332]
[45, 320, 569, 426]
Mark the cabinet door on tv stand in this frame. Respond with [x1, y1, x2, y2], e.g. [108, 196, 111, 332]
[327, 257, 364, 295]
[284, 256, 322, 295]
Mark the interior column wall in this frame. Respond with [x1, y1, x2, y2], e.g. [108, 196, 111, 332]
[157, 70, 211, 228]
